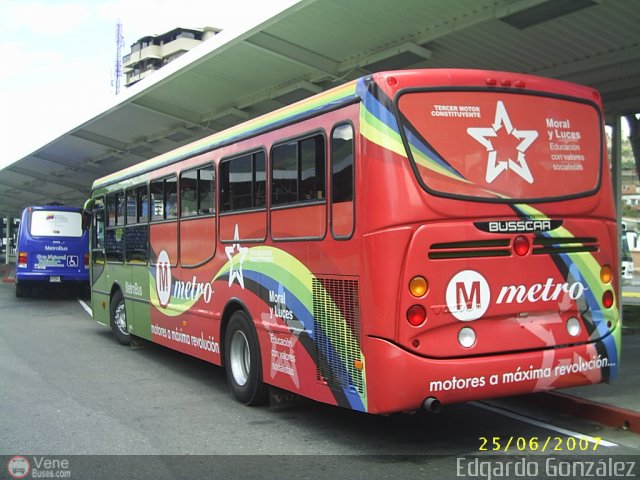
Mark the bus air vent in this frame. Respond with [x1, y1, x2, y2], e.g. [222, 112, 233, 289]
[532, 237, 598, 255]
[312, 277, 364, 395]
[428, 239, 511, 259]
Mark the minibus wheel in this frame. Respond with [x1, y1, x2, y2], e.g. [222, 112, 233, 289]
[224, 310, 268, 405]
[110, 290, 130, 345]
[15, 282, 30, 298]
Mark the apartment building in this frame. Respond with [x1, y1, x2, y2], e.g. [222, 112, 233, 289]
[123, 27, 221, 88]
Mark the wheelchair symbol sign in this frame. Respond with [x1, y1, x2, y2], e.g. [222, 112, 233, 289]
[66, 255, 78, 268]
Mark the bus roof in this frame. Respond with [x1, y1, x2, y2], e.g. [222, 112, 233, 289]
[24, 205, 82, 212]
[90, 68, 603, 194]
[91, 79, 360, 191]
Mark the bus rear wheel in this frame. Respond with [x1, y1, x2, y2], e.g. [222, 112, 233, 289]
[110, 290, 130, 345]
[15, 281, 30, 298]
[224, 310, 268, 405]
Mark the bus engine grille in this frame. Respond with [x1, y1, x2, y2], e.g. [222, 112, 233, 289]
[428, 239, 511, 259]
[312, 277, 364, 395]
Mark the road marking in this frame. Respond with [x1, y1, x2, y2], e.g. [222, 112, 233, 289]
[77, 299, 93, 317]
[622, 291, 640, 298]
[471, 401, 618, 447]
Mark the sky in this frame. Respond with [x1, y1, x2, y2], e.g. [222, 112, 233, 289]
[0, 0, 299, 167]
[0, 0, 634, 170]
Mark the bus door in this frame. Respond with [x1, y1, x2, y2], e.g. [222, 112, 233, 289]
[125, 184, 152, 337]
[90, 197, 110, 325]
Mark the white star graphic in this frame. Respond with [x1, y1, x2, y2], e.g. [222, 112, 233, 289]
[260, 312, 300, 388]
[225, 224, 248, 289]
[467, 100, 538, 184]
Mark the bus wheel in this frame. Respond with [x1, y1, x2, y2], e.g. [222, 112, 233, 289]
[110, 290, 130, 345]
[15, 282, 29, 298]
[224, 310, 268, 406]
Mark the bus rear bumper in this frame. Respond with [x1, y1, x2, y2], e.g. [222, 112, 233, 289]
[363, 326, 620, 414]
[16, 271, 89, 283]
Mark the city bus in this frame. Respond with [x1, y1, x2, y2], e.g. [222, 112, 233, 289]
[85, 69, 620, 414]
[15, 205, 89, 297]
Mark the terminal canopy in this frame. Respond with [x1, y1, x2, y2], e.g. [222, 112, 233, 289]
[1, 0, 639, 216]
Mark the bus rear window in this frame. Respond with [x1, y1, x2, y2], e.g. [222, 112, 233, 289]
[30, 210, 83, 238]
[397, 91, 602, 201]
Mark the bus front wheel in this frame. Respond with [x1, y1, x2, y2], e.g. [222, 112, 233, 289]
[224, 310, 268, 406]
[110, 290, 131, 345]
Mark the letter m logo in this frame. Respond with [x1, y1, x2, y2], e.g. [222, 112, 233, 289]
[158, 263, 169, 292]
[155, 250, 172, 308]
[456, 281, 480, 310]
[446, 270, 490, 321]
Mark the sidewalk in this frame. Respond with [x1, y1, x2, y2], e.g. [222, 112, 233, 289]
[0, 262, 15, 283]
[1, 261, 638, 433]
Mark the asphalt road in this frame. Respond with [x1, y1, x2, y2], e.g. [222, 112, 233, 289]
[0, 282, 638, 479]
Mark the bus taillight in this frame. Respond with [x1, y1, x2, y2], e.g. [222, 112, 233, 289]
[17, 252, 27, 268]
[84, 253, 90, 268]
[407, 305, 426, 326]
[602, 290, 614, 309]
[513, 236, 530, 256]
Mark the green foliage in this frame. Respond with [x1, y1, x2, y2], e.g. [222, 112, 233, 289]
[623, 204, 640, 219]
[608, 132, 636, 168]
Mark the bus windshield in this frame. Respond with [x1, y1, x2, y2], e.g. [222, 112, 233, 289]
[397, 90, 602, 201]
[30, 210, 83, 238]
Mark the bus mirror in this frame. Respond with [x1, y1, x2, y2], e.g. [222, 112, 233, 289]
[82, 198, 94, 231]
[82, 210, 91, 231]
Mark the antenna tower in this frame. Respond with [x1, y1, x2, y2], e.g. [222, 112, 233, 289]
[113, 20, 124, 94]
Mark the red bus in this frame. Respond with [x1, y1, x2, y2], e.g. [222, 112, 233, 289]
[86, 69, 620, 414]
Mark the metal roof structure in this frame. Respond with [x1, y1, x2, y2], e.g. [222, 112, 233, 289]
[1, 0, 639, 217]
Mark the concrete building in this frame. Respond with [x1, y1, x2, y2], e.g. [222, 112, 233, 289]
[123, 27, 221, 88]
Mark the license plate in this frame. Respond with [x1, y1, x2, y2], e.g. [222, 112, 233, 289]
[49, 276, 61, 283]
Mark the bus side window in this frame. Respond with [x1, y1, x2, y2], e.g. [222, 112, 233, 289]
[181, 164, 216, 216]
[165, 176, 177, 219]
[271, 134, 325, 206]
[198, 164, 215, 214]
[150, 179, 164, 221]
[220, 152, 265, 212]
[180, 169, 198, 217]
[150, 176, 178, 220]
[270, 134, 326, 240]
[125, 185, 149, 264]
[105, 192, 124, 262]
[93, 198, 105, 251]
[331, 123, 355, 239]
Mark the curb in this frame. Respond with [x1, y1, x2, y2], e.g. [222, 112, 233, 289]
[1, 267, 15, 284]
[528, 391, 640, 434]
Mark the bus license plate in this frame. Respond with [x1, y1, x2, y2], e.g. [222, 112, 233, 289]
[49, 276, 61, 283]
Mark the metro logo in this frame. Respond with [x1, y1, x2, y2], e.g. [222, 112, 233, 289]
[445, 270, 490, 321]
[155, 250, 172, 308]
[446, 270, 587, 321]
[154, 250, 215, 308]
[496, 278, 585, 304]
[456, 281, 480, 309]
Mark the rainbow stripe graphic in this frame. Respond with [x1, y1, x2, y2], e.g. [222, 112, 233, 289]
[513, 203, 620, 381]
[93, 82, 360, 191]
[215, 246, 367, 412]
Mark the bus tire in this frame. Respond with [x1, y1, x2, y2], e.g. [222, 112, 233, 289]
[110, 290, 131, 345]
[224, 310, 268, 406]
[15, 282, 29, 298]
